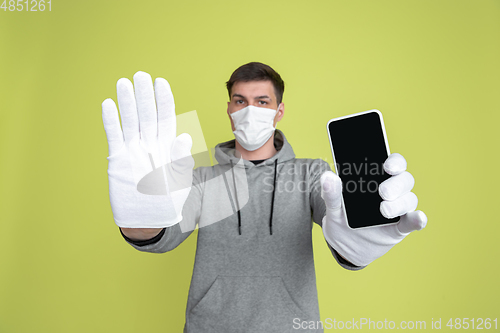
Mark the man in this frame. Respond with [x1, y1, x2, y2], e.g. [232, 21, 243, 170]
[102, 62, 427, 332]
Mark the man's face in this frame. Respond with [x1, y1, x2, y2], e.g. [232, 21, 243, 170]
[227, 80, 284, 131]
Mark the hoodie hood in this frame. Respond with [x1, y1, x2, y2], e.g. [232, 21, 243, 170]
[214, 129, 296, 167]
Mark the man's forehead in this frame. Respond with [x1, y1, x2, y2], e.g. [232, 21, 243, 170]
[231, 80, 275, 99]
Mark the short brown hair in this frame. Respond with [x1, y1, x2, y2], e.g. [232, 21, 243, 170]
[226, 62, 285, 105]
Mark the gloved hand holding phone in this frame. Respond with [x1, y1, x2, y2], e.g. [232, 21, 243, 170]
[320, 153, 427, 267]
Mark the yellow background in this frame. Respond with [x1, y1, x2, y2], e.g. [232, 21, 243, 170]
[1, 0, 499, 331]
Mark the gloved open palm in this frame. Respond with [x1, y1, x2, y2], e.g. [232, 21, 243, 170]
[320, 153, 427, 267]
[102, 71, 194, 228]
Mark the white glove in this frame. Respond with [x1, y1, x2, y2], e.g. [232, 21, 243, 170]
[102, 71, 194, 228]
[321, 153, 427, 267]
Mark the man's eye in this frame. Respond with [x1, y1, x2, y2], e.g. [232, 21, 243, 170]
[236, 100, 244, 104]
[258, 101, 268, 105]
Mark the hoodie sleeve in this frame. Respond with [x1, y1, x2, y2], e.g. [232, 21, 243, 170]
[309, 159, 364, 270]
[119, 169, 204, 253]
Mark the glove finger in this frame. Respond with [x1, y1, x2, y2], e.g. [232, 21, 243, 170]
[379, 171, 415, 201]
[397, 210, 428, 233]
[102, 98, 124, 156]
[384, 153, 407, 176]
[320, 171, 342, 210]
[155, 77, 176, 146]
[380, 191, 418, 219]
[133, 71, 158, 148]
[116, 77, 139, 143]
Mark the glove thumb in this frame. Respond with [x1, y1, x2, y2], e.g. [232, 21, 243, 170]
[397, 210, 427, 233]
[320, 171, 342, 210]
[170, 133, 195, 171]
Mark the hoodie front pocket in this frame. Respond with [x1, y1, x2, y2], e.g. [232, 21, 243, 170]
[187, 275, 312, 333]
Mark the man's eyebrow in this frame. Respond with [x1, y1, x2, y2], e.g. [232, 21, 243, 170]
[232, 93, 246, 99]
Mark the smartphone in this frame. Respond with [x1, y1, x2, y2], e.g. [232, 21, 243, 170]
[327, 110, 400, 229]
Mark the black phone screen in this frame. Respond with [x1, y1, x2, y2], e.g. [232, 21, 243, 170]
[327, 110, 400, 229]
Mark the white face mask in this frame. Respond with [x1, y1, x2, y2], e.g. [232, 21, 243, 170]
[230, 105, 279, 151]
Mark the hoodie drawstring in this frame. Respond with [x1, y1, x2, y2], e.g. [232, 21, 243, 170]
[230, 160, 242, 235]
[269, 159, 278, 235]
[229, 159, 278, 236]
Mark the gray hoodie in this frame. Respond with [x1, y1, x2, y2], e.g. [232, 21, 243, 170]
[123, 130, 364, 332]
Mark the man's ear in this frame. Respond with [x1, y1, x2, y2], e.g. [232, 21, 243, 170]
[227, 101, 235, 131]
[274, 102, 285, 127]
[277, 102, 285, 122]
